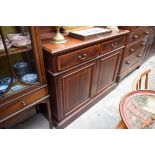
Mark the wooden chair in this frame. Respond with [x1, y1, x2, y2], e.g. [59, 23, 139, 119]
[132, 68, 151, 91]
[116, 68, 151, 129]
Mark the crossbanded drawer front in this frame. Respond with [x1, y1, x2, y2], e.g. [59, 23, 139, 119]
[57, 44, 100, 71]
[101, 37, 125, 54]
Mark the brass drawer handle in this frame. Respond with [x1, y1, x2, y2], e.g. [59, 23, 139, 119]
[126, 61, 131, 65]
[130, 48, 135, 53]
[137, 54, 142, 57]
[22, 101, 26, 106]
[112, 43, 118, 48]
[133, 35, 139, 39]
[78, 54, 87, 60]
[141, 42, 146, 46]
[144, 31, 149, 34]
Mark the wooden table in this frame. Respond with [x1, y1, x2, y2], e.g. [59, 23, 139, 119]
[119, 90, 155, 129]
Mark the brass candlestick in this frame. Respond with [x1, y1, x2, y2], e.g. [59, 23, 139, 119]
[51, 26, 66, 44]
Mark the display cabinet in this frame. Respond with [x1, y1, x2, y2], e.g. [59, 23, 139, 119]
[0, 26, 52, 128]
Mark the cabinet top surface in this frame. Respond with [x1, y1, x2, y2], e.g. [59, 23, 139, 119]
[42, 29, 129, 55]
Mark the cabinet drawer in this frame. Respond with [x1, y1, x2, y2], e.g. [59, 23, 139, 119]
[126, 28, 150, 44]
[124, 40, 146, 58]
[0, 87, 48, 120]
[0, 99, 25, 120]
[120, 50, 145, 73]
[57, 44, 100, 71]
[101, 37, 125, 54]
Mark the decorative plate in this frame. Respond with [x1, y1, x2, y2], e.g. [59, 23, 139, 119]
[21, 73, 37, 83]
[0, 85, 8, 93]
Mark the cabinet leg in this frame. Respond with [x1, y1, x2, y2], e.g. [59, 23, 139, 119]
[46, 102, 53, 129]
[136, 66, 140, 69]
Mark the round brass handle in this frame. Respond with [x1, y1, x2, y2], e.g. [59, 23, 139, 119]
[133, 35, 139, 39]
[144, 31, 149, 34]
[78, 55, 82, 59]
[126, 61, 131, 65]
[141, 42, 146, 46]
[83, 53, 87, 57]
[22, 101, 26, 106]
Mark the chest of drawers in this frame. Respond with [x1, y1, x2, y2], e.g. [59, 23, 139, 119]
[117, 26, 151, 82]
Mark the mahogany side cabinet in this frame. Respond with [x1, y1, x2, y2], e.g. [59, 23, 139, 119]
[42, 29, 129, 128]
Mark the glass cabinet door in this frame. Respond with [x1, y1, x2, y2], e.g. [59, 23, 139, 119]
[0, 26, 39, 98]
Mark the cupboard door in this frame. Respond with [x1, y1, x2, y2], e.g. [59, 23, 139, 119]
[97, 50, 121, 92]
[61, 61, 97, 116]
[0, 26, 41, 98]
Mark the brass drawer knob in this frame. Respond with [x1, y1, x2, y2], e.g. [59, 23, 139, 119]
[144, 31, 149, 34]
[141, 42, 146, 46]
[133, 35, 139, 39]
[22, 101, 26, 106]
[126, 61, 131, 65]
[137, 54, 142, 57]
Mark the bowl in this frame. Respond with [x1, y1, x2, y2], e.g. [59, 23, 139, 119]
[21, 73, 38, 83]
[7, 33, 22, 41]
[12, 38, 31, 47]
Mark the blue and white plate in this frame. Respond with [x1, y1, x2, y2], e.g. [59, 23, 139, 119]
[0, 85, 8, 93]
[21, 73, 37, 83]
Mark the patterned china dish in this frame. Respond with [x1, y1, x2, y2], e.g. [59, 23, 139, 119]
[0, 77, 15, 85]
[12, 38, 31, 47]
[0, 84, 8, 93]
[7, 33, 31, 47]
[21, 73, 37, 83]
[0, 38, 12, 51]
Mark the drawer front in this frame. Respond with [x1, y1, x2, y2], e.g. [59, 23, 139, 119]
[0, 87, 48, 120]
[120, 49, 145, 73]
[57, 44, 100, 71]
[0, 99, 25, 120]
[124, 40, 147, 58]
[101, 37, 125, 54]
[126, 28, 150, 44]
